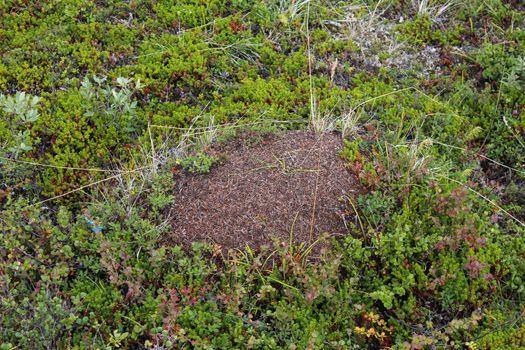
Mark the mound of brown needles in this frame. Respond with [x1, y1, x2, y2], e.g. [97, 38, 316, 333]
[169, 130, 362, 251]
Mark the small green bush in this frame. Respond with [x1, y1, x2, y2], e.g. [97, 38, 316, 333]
[178, 153, 218, 174]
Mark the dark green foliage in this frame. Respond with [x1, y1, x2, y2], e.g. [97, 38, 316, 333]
[179, 153, 218, 174]
[397, 15, 464, 47]
[1, 0, 525, 349]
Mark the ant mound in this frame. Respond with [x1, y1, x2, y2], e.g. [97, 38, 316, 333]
[170, 130, 361, 251]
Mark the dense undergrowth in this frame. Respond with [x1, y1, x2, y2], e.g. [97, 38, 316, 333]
[1, 0, 524, 348]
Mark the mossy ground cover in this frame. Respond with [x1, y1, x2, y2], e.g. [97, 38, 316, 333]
[1, 0, 524, 349]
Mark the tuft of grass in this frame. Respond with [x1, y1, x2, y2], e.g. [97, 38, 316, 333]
[411, 0, 456, 21]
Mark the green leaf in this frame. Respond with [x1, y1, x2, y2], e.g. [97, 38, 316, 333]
[370, 288, 394, 309]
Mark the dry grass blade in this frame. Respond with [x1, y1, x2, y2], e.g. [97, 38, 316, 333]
[439, 175, 525, 229]
[0, 156, 127, 172]
[27, 166, 150, 208]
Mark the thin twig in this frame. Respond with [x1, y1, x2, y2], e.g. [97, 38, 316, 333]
[439, 175, 525, 229]
[27, 166, 150, 208]
[0, 156, 134, 173]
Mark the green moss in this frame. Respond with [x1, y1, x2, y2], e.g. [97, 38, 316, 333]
[397, 15, 464, 47]
[1, 0, 525, 348]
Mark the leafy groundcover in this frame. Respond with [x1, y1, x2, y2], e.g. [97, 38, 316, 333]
[1, 0, 525, 349]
